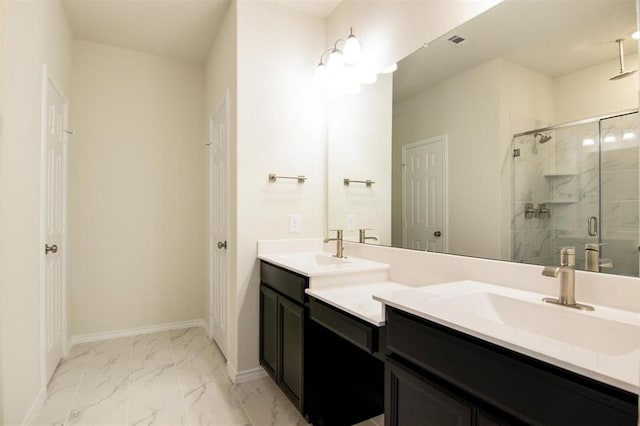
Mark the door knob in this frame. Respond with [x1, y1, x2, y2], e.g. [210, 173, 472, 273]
[217, 241, 227, 250]
[45, 244, 58, 254]
[434, 231, 442, 237]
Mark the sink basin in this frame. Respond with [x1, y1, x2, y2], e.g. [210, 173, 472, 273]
[275, 253, 350, 266]
[433, 291, 639, 355]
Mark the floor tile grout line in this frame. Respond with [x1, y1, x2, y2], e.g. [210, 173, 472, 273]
[62, 342, 92, 426]
[169, 328, 194, 426]
[230, 379, 257, 426]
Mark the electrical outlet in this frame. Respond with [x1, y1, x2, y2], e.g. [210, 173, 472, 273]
[289, 214, 301, 233]
[346, 214, 356, 231]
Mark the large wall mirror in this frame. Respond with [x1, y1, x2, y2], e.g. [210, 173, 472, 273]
[327, 0, 639, 277]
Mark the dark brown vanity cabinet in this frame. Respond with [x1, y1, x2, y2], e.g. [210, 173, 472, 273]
[384, 306, 638, 426]
[259, 261, 308, 414]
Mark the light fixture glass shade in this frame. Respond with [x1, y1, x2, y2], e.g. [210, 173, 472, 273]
[380, 63, 398, 74]
[314, 63, 328, 88]
[343, 35, 362, 65]
[327, 49, 344, 75]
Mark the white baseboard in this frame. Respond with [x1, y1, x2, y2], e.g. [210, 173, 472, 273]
[70, 319, 205, 346]
[226, 363, 268, 384]
[22, 387, 46, 426]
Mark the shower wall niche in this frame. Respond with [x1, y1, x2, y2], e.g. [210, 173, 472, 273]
[512, 111, 639, 277]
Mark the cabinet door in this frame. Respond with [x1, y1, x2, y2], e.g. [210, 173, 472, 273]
[386, 359, 473, 426]
[259, 284, 278, 379]
[279, 296, 305, 411]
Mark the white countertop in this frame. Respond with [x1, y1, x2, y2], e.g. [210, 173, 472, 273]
[373, 280, 640, 395]
[258, 251, 389, 278]
[305, 282, 410, 326]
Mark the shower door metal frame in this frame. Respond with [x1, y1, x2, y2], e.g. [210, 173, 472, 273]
[512, 109, 638, 138]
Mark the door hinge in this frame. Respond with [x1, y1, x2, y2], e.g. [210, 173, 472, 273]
[513, 149, 521, 158]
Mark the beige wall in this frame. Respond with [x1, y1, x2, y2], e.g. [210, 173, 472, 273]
[0, 0, 72, 423]
[68, 40, 205, 337]
[327, 73, 393, 245]
[204, 0, 237, 363]
[234, 0, 326, 373]
[554, 53, 639, 123]
[392, 59, 502, 257]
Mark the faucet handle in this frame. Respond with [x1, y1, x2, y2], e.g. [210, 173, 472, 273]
[559, 246, 575, 267]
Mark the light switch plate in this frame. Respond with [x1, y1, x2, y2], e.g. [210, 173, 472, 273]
[289, 214, 301, 233]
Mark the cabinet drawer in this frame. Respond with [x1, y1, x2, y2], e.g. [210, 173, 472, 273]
[260, 261, 308, 303]
[386, 307, 637, 425]
[309, 297, 374, 353]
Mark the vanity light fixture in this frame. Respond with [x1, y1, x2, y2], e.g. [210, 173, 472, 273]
[603, 134, 617, 143]
[622, 131, 636, 140]
[314, 28, 376, 93]
[582, 137, 595, 146]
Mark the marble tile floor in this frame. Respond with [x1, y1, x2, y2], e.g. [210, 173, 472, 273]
[29, 327, 384, 426]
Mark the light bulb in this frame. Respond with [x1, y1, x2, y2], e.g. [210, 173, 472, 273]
[623, 131, 636, 140]
[327, 49, 344, 76]
[314, 63, 328, 88]
[343, 34, 362, 65]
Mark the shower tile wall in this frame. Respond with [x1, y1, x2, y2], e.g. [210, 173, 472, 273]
[512, 132, 556, 266]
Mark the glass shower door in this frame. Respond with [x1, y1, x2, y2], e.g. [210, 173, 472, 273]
[512, 121, 600, 268]
[599, 112, 639, 276]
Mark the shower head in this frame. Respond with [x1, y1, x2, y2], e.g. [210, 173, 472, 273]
[534, 132, 552, 144]
[610, 38, 637, 81]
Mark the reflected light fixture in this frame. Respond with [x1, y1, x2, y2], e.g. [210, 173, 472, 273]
[582, 137, 595, 146]
[632, 31, 639, 40]
[314, 28, 375, 93]
[623, 131, 636, 140]
[603, 134, 617, 143]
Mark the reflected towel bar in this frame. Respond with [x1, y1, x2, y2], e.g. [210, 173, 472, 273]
[344, 178, 375, 187]
[269, 174, 307, 183]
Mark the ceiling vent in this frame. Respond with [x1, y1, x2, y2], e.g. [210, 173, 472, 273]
[446, 35, 467, 46]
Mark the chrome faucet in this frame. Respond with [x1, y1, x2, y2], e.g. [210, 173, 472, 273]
[324, 229, 345, 258]
[584, 243, 613, 272]
[358, 228, 378, 244]
[542, 247, 594, 311]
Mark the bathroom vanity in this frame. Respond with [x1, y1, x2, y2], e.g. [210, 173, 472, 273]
[258, 241, 639, 426]
[376, 282, 639, 426]
[258, 252, 394, 425]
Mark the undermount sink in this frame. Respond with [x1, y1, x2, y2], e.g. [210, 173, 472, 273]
[275, 252, 350, 266]
[432, 291, 639, 355]
[258, 251, 390, 278]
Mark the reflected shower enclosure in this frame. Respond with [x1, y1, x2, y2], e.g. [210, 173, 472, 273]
[512, 111, 639, 277]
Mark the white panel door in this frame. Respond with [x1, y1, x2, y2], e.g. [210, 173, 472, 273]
[208, 92, 230, 358]
[402, 136, 447, 251]
[42, 72, 67, 384]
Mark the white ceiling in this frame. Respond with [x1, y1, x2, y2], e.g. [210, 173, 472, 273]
[61, 0, 341, 64]
[393, 0, 638, 101]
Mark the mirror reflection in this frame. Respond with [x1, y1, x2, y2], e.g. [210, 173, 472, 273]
[327, 0, 639, 277]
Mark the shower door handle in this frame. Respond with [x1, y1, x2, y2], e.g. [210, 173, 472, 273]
[588, 217, 598, 237]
